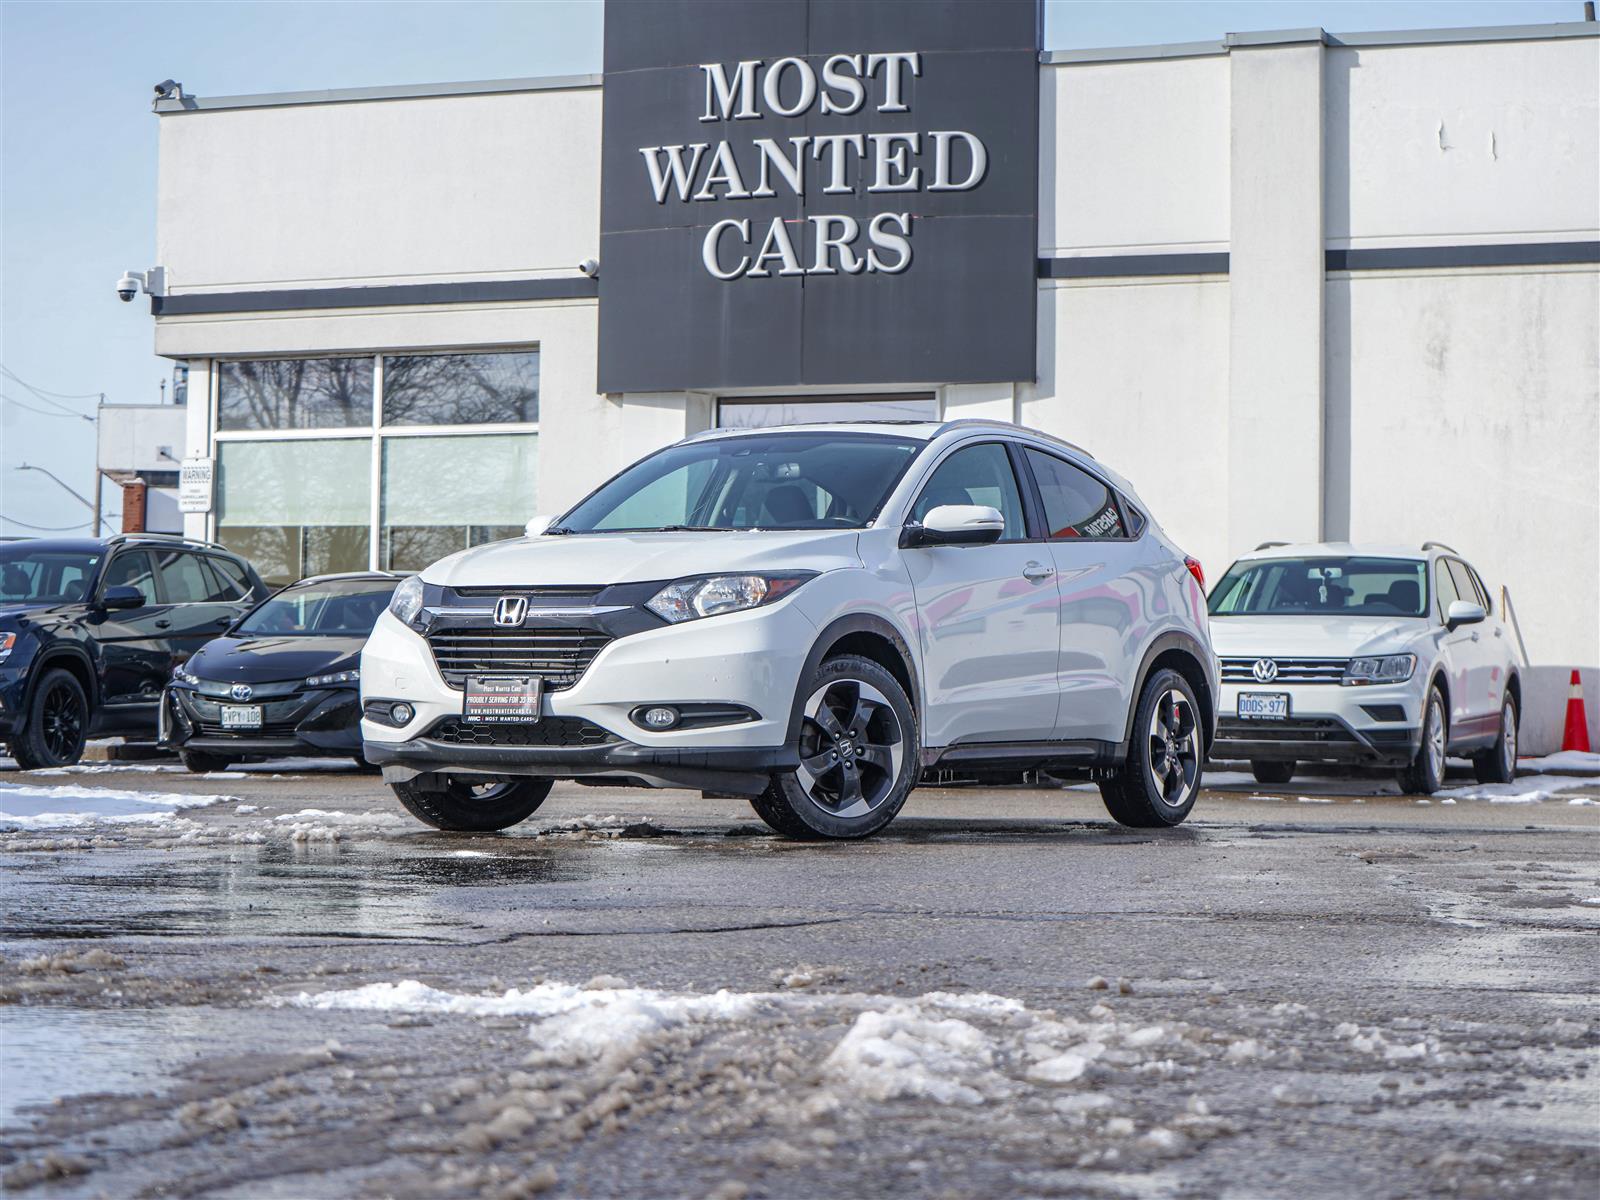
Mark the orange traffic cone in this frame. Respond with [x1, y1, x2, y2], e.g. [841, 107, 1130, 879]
[1562, 670, 1591, 754]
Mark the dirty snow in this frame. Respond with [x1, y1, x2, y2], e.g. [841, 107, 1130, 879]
[1518, 751, 1600, 775]
[0, 782, 229, 830]
[1436, 775, 1596, 804]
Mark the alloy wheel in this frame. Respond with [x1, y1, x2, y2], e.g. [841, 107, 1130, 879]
[41, 679, 85, 762]
[1501, 704, 1517, 775]
[794, 678, 905, 820]
[1426, 698, 1446, 780]
[1146, 688, 1199, 808]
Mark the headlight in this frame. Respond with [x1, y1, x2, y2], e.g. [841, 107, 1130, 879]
[389, 575, 424, 625]
[0, 632, 14, 663]
[1343, 654, 1416, 685]
[306, 669, 360, 688]
[646, 573, 814, 624]
[171, 665, 201, 687]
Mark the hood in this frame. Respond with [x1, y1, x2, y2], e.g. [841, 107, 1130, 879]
[423, 529, 864, 589]
[1208, 614, 1430, 658]
[187, 635, 365, 684]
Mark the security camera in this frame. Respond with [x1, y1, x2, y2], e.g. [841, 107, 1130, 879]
[116, 271, 144, 303]
[153, 79, 183, 100]
[576, 258, 600, 278]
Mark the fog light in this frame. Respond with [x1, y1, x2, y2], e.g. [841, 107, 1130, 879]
[639, 705, 680, 730]
[390, 702, 414, 726]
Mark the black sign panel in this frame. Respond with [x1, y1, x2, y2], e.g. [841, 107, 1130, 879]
[598, 0, 1041, 394]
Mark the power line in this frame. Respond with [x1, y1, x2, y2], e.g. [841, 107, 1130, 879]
[0, 364, 105, 402]
[0, 513, 96, 532]
[1, 393, 97, 421]
[0, 366, 102, 418]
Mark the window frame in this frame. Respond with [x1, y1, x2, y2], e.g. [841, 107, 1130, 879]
[97, 549, 159, 607]
[1012, 444, 1142, 544]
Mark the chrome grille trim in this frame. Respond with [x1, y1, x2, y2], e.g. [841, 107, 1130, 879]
[1220, 657, 1350, 684]
[425, 626, 613, 690]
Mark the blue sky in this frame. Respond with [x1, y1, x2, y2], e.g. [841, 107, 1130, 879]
[0, 0, 1582, 535]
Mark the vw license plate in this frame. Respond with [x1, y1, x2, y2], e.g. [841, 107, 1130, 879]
[464, 676, 543, 724]
[1237, 692, 1290, 720]
[219, 704, 263, 730]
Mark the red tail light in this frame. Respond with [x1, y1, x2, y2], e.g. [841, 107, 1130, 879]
[1184, 556, 1205, 591]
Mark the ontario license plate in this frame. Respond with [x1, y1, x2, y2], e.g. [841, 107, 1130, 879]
[1237, 692, 1290, 720]
[219, 704, 263, 730]
[463, 675, 543, 724]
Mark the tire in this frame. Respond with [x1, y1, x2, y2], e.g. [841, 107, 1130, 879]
[1251, 760, 1296, 786]
[1472, 694, 1518, 785]
[181, 750, 236, 774]
[1098, 668, 1203, 828]
[391, 774, 553, 832]
[750, 654, 918, 840]
[1398, 686, 1448, 795]
[11, 669, 90, 770]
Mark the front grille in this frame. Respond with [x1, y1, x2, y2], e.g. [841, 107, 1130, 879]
[1221, 657, 1348, 685]
[425, 626, 612, 690]
[447, 585, 604, 607]
[426, 717, 614, 748]
[1216, 717, 1356, 745]
[179, 692, 312, 738]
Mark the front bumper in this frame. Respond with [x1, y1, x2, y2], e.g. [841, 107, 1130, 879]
[162, 685, 363, 758]
[1213, 679, 1423, 766]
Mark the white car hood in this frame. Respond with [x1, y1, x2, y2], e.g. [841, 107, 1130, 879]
[1209, 614, 1429, 658]
[423, 529, 862, 588]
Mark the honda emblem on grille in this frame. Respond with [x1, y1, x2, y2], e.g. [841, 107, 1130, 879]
[1252, 659, 1279, 683]
[230, 683, 254, 701]
[493, 596, 529, 628]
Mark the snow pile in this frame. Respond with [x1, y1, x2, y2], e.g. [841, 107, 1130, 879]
[821, 1005, 1001, 1105]
[27, 762, 185, 776]
[1518, 751, 1600, 775]
[1436, 775, 1596, 804]
[0, 781, 228, 830]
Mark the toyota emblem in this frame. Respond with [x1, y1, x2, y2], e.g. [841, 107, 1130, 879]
[1252, 659, 1279, 683]
[230, 683, 254, 701]
[493, 596, 529, 627]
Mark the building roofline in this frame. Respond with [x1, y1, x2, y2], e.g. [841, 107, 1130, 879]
[1042, 19, 1597, 66]
[153, 72, 602, 115]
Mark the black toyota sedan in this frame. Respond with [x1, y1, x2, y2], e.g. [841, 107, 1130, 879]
[162, 573, 401, 772]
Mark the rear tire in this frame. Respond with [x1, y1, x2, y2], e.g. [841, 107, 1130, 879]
[1398, 687, 1448, 795]
[181, 750, 236, 774]
[751, 654, 917, 840]
[391, 774, 552, 831]
[1099, 668, 1203, 828]
[1472, 695, 1518, 784]
[11, 669, 90, 770]
[1250, 760, 1296, 786]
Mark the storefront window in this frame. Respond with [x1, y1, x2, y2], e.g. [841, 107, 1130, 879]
[218, 357, 374, 430]
[382, 351, 539, 426]
[380, 434, 537, 572]
[215, 440, 372, 585]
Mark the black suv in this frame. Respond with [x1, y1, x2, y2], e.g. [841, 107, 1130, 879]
[0, 534, 267, 769]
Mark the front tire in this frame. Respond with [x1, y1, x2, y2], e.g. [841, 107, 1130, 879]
[181, 750, 236, 774]
[1472, 695, 1518, 785]
[1099, 668, 1203, 828]
[750, 654, 917, 840]
[1251, 759, 1296, 786]
[11, 669, 90, 770]
[391, 774, 552, 831]
[1398, 686, 1448, 795]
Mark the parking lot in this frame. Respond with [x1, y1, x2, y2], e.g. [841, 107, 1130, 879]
[2, 755, 1597, 1199]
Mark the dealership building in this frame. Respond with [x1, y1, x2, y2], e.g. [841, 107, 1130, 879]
[144, 3, 1598, 746]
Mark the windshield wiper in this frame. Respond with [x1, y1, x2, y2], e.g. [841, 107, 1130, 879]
[543, 525, 574, 536]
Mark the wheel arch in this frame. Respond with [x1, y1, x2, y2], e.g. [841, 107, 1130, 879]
[1504, 670, 1521, 715]
[1122, 632, 1215, 756]
[26, 645, 99, 714]
[788, 614, 921, 746]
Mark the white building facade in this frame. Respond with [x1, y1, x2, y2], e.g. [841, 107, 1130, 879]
[149, 19, 1598, 745]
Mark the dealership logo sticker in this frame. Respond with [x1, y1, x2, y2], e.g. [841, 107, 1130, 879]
[230, 683, 254, 701]
[1252, 659, 1279, 683]
[494, 596, 529, 628]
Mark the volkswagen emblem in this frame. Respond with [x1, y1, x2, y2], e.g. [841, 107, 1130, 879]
[1252, 659, 1279, 683]
[493, 595, 529, 628]
[230, 683, 254, 701]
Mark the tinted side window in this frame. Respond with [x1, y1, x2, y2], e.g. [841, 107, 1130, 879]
[209, 556, 255, 599]
[200, 557, 247, 601]
[1467, 564, 1493, 614]
[1024, 450, 1126, 540]
[101, 551, 156, 605]
[154, 550, 213, 604]
[911, 444, 1026, 541]
[1446, 560, 1483, 612]
[1434, 560, 1460, 620]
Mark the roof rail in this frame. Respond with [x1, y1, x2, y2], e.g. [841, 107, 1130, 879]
[1254, 541, 1289, 551]
[108, 531, 228, 552]
[1421, 541, 1459, 554]
[945, 419, 1098, 460]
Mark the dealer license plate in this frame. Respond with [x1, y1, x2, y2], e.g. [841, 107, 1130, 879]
[1237, 692, 1290, 720]
[219, 704, 263, 730]
[463, 675, 543, 724]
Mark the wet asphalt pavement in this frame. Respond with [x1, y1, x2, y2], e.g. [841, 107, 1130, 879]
[1, 760, 1597, 1199]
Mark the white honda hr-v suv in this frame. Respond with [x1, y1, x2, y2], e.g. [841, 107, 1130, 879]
[1207, 542, 1521, 793]
[360, 420, 1217, 839]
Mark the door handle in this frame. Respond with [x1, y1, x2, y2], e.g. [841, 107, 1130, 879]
[1022, 561, 1055, 582]
[1470, 631, 1479, 642]
[214, 616, 233, 626]
[154, 619, 171, 629]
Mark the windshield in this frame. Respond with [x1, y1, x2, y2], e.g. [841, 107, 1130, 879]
[236, 578, 398, 637]
[556, 432, 924, 533]
[1209, 557, 1429, 618]
[0, 546, 101, 604]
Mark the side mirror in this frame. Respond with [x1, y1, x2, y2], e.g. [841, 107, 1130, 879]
[1446, 599, 1486, 631]
[100, 585, 146, 611]
[901, 504, 1006, 548]
[524, 514, 554, 538]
